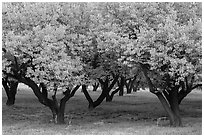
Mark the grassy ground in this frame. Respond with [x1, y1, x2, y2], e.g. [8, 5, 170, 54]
[2, 86, 202, 135]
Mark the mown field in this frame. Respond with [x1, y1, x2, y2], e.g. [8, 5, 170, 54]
[2, 85, 202, 135]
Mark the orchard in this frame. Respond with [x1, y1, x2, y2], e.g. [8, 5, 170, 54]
[2, 2, 202, 132]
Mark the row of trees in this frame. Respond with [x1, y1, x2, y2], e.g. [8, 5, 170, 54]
[2, 2, 202, 126]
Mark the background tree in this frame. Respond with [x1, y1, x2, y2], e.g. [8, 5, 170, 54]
[123, 2, 201, 126]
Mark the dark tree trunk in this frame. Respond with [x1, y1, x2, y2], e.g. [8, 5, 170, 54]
[92, 82, 99, 92]
[125, 79, 132, 94]
[126, 75, 138, 94]
[109, 88, 120, 101]
[93, 91, 107, 105]
[155, 91, 182, 127]
[156, 92, 176, 125]
[82, 84, 107, 109]
[140, 63, 182, 127]
[82, 85, 94, 109]
[133, 81, 140, 92]
[55, 85, 80, 124]
[106, 93, 112, 102]
[169, 88, 182, 126]
[2, 79, 18, 106]
[56, 100, 66, 124]
[50, 105, 65, 124]
[119, 76, 125, 96]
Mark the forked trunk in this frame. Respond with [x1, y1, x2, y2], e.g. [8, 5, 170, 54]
[156, 92, 182, 127]
[2, 80, 18, 106]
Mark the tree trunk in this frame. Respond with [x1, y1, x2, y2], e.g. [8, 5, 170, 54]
[82, 85, 94, 109]
[93, 91, 107, 106]
[2, 79, 18, 106]
[56, 99, 66, 124]
[119, 76, 125, 96]
[156, 92, 175, 125]
[169, 88, 182, 126]
[156, 92, 182, 127]
[106, 93, 112, 102]
[111, 88, 120, 99]
[140, 63, 182, 127]
[133, 81, 140, 92]
[125, 80, 132, 94]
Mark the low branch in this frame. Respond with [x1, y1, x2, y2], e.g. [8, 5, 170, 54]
[110, 88, 120, 98]
[82, 85, 94, 106]
[162, 90, 170, 103]
[70, 85, 80, 97]
[191, 84, 202, 90]
[107, 75, 119, 91]
[139, 63, 159, 94]
[98, 78, 105, 85]
[61, 85, 80, 103]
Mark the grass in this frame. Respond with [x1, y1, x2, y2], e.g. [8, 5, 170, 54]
[2, 86, 202, 135]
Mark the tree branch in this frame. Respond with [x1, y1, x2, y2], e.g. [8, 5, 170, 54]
[62, 85, 80, 102]
[191, 84, 202, 90]
[82, 85, 94, 104]
[139, 63, 159, 94]
[107, 75, 119, 91]
[98, 78, 105, 85]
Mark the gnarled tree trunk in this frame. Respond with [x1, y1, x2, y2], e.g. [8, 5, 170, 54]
[2, 78, 18, 106]
[140, 63, 182, 127]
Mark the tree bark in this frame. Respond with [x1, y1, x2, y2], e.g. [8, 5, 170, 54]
[119, 76, 125, 96]
[109, 88, 120, 101]
[57, 85, 80, 124]
[82, 85, 94, 109]
[169, 88, 182, 126]
[2, 79, 18, 106]
[156, 92, 176, 125]
[56, 100, 66, 124]
[140, 63, 182, 127]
